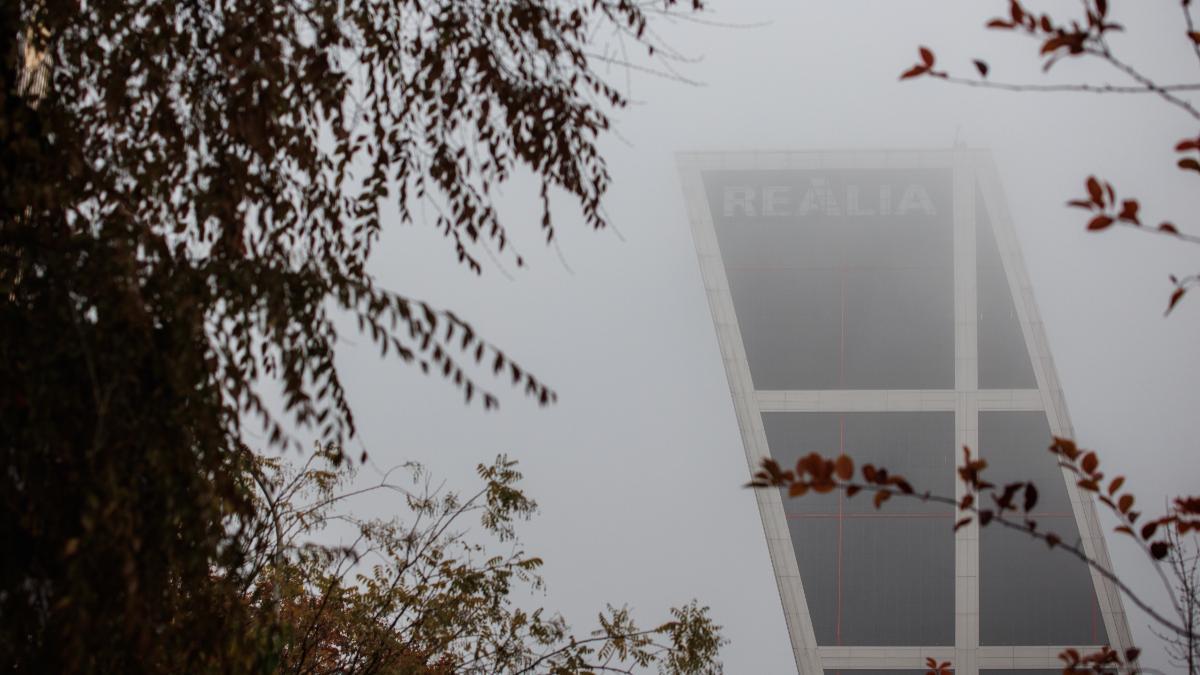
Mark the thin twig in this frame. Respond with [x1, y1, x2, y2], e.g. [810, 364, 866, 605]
[932, 73, 1200, 95]
[766, 478, 1198, 641]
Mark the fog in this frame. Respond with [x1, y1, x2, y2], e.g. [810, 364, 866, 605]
[323, 2, 1200, 672]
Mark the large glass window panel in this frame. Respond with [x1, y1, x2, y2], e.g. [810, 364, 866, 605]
[704, 169, 954, 390]
[977, 187, 1038, 389]
[764, 412, 954, 645]
[979, 412, 1107, 645]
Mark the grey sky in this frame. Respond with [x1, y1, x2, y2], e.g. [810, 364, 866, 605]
[322, 2, 1200, 672]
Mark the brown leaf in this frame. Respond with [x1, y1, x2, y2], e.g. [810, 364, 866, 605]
[1117, 199, 1140, 224]
[973, 59, 989, 77]
[1150, 541, 1171, 559]
[1160, 222, 1180, 234]
[873, 490, 890, 509]
[1023, 483, 1039, 511]
[1179, 157, 1200, 173]
[1177, 496, 1200, 514]
[1040, 35, 1069, 55]
[1190, 31, 1200, 44]
[1118, 493, 1134, 513]
[953, 516, 973, 531]
[1081, 451, 1098, 474]
[1086, 176, 1104, 205]
[835, 454, 853, 481]
[1108, 476, 1124, 495]
[900, 64, 927, 80]
[1167, 287, 1187, 315]
[1010, 0, 1025, 23]
[1140, 521, 1158, 540]
[919, 46, 935, 66]
[1087, 215, 1113, 231]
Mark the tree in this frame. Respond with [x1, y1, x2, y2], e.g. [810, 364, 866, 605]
[753, 3, 1200, 673]
[242, 446, 724, 674]
[0, 0, 719, 672]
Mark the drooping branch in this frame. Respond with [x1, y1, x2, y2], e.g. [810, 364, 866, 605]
[748, 446, 1199, 643]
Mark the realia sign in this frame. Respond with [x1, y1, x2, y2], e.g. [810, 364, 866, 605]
[722, 178, 938, 218]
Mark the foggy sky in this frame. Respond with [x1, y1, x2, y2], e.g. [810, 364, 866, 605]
[317, 2, 1200, 672]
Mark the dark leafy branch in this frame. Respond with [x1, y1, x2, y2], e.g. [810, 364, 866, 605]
[748, 439, 1200, 671]
[899, 0, 1200, 315]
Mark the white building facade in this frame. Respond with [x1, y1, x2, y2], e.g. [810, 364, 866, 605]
[677, 149, 1134, 675]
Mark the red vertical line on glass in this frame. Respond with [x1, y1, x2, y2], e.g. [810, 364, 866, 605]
[839, 248, 846, 388]
[836, 245, 847, 646]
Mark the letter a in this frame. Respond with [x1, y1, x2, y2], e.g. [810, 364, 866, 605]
[897, 184, 936, 216]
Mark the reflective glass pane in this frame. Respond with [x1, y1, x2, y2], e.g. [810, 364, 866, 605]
[979, 412, 1107, 645]
[765, 412, 955, 645]
[704, 169, 954, 390]
[977, 187, 1037, 389]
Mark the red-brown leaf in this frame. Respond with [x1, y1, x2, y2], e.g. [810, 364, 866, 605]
[973, 59, 989, 77]
[1108, 476, 1124, 495]
[1086, 176, 1104, 205]
[1118, 199, 1140, 224]
[873, 490, 890, 509]
[900, 65, 928, 80]
[1167, 287, 1187, 315]
[835, 454, 854, 481]
[1081, 451, 1098, 474]
[1141, 521, 1158, 540]
[1041, 35, 1068, 55]
[919, 46, 935, 66]
[1023, 483, 1039, 511]
[1087, 215, 1114, 231]
[1150, 541, 1170, 559]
